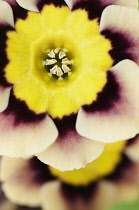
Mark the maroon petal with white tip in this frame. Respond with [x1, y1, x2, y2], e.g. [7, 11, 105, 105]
[76, 60, 139, 143]
[4, 0, 28, 21]
[37, 115, 104, 171]
[16, 0, 39, 12]
[0, 157, 56, 207]
[40, 181, 68, 210]
[41, 181, 98, 210]
[0, 93, 58, 157]
[71, 0, 138, 20]
[100, 5, 139, 65]
[0, 87, 11, 112]
[41, 180, 119, 210]
[0, 1, 14, 27]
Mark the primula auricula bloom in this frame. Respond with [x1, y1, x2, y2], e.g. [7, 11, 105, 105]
[0, 0, 139, 171]
[0, 135, 139, 209]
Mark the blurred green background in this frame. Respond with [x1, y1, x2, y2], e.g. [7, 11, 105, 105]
[108, 198, 139, 210]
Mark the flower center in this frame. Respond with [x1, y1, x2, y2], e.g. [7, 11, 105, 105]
[5, 5, 113, 118]
[45, 48, 72, 78]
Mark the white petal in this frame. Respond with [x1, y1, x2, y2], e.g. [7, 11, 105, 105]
[0, 114, 58, 157]
[1, 157, 42, 206]
[0, 1, 14, 27]
[64, 0, 73, 9]
[101, 0, 138, 9]
[100, 5, 139, 64]
[40, 181, 68, 210]
[16, 0, 39, 12]
[76, 60, 139, 143]
[0, 87, 11, 112]
[37, 131, 104, 171]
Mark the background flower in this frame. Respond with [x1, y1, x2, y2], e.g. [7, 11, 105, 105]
[0, 135, 139, 210]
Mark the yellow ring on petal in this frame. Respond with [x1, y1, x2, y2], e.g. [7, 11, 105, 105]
[5, 5, 113, 118]
[49, 141, 126, 186]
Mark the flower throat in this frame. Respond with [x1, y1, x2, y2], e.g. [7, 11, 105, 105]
[45, 48, 72, 78]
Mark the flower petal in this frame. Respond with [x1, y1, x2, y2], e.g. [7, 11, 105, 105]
[41, 181, 98, 210]
[0, 93, 58, 157]
[92, 181, 119, 210]
[114, 0, 138, 9]
[76, 60, 139, 143]
[71, 0, 138, 20]
[1, 157, 40, 207]
[37, 137, 105, 171]
[0, 87, 11, 112]
[41, 179, 119, 210]
[41, 177, 139, 210]
[0, 157, 55, 207]
[64, 0, 73, 9]
[0, 1, 14, 27]
[100, 5, 139, 65]
[4, 0, 28, 21]
[105, 157, 139, 201]
[17, 0, 68, 12]
[125, 135, 139, 162]
[116, 183, 139, 202]
[40, 181, 68, 210]
[41, 178, 139, 210]
[0, 197, 17, 210]
[37, 115, 104, 171]
[16, 0, 39, 12]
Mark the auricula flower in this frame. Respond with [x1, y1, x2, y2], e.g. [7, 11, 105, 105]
[0, 0, 139, 171]
[0, 136, 139, 209]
